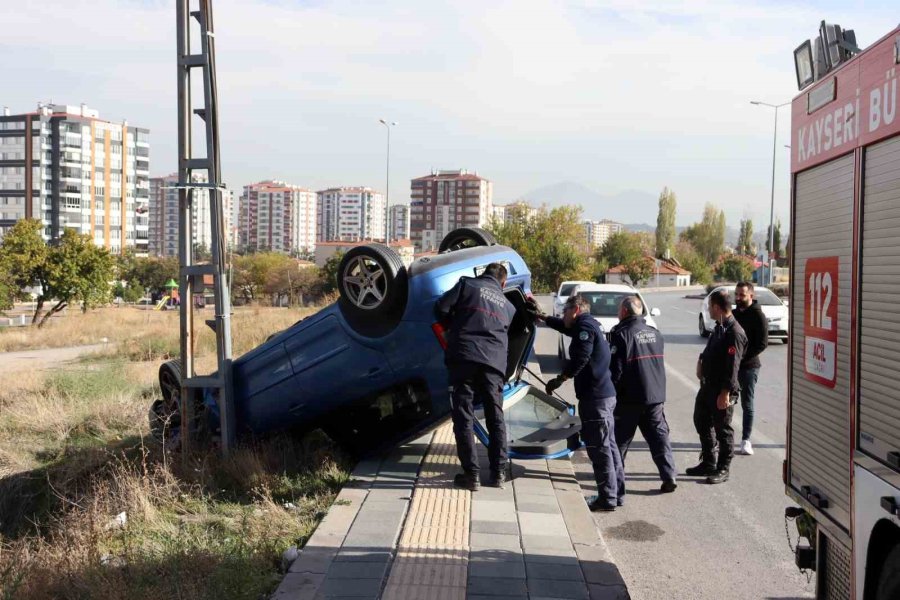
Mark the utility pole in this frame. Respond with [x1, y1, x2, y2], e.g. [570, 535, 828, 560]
[750, 100, 789, 286]
[176, 0, 235, 454]
[379, 119, 397, 243]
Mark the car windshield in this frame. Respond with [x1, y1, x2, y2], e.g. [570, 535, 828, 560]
[754, 289, 783, 306]
[559, 284, 578, 296]
[578, 291, 644, 317]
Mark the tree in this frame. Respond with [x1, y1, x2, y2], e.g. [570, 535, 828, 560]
[674, 240, 713, 285]
[736, 218, 755, 256]
[680, 203, 726, 264]
[118, 253, 179, 297]
[0, 259, 15, 311]
[622, 256, 655, 287]
[596, 231, 644, 269]
[232, 252, 292, 303]
[265, 260, 324, 306]
[716, 255, 755, 283]
[488, 205, 591, 292]
[27, 229, 116, 326]
[0, 219, 47, 296]
[320, 251, 344, 295]
[765, 219, 784, 260]
[655, 187, 677, 258]
[773, 219, 783, 260]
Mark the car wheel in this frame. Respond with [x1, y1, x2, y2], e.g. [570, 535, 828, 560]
[151, 360, 182, 447]
[338, 244, 407, 333]
[438, 227, 497, 253]
[699, 315, 710, 338]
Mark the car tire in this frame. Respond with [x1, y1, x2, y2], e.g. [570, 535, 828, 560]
[151, 359, 183, 446]
[338, 244, 408, 334]
[699, 315, 710, 338]
[438, 227, 497, 253]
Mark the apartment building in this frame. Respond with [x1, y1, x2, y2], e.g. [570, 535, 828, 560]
[316, 187, 385, 243]
[491, 201, 539, 225]
[583, 219, 624, 249]
[239, 181, 316, 254]
[0, 103, 149, 254]
[409, 169, 492, 251]
[148, 172, 233, 257]
[388, 203, 410, 241]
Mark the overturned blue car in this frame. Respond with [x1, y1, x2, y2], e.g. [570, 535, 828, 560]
[152, 228, 581, 459]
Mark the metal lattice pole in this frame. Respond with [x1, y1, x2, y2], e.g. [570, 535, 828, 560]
[176, 0, 235, 454]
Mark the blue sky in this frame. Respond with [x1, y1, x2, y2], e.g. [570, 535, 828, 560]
[1, 0, 896, 227]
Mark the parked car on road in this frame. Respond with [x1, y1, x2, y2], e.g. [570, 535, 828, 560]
[152, 228, 581, 459]
[552, 280, 594, 317]
[556, 283, 661, 360]
[698, 285, 788, 342]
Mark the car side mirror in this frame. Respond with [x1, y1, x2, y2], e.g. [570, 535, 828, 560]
[650, 308, 661, 317]
[551, 292, 557, 297]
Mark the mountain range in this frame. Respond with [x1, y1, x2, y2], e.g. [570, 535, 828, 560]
[518, 182, 658, 224]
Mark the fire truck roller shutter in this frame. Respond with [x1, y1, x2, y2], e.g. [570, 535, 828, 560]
[790, 153, 853, 532]
[859, 135, 900, 470]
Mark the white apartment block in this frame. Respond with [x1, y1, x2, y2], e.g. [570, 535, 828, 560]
[0, 103, 149, 254]
[410, 169, 492, 251]
[388, 203, 410, 241]
[148, 172, 233, 257]
[317, 187, 385, 243]
[492, 201, 538, 225]
[239, 181, 316, 254]
[583, 219, 624, 249]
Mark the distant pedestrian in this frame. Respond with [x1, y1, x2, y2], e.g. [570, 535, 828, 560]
[435, 262, 517, 491]
[687, 289, 747, 484]
[732, 281, 768, 456]
[539, 294, 624, 511]
[609, 296, 677, 500]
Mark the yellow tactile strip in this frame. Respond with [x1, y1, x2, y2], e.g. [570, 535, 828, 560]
[381, 424, 469, 600]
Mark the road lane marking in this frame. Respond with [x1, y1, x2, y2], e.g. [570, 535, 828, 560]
[665, 363, 782, 450]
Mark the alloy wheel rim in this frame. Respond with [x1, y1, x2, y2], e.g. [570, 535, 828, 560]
[343, 255, 387, 309]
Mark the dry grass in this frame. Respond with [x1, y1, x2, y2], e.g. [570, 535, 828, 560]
[0, 304, 323, 355]
[0, 305, 353, 600]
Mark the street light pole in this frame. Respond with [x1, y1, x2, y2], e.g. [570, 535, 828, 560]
[751, 100, 790, 285]
[379, 119, 397, 243]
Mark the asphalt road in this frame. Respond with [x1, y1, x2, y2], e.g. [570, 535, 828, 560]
[533, 291, 814, 600]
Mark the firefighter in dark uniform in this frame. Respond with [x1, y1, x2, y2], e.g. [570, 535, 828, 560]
[609, 295, 677, 501]
[539, 293, 623, 511]
[435, 263, 517, 491]
[687, 289, 748, 484]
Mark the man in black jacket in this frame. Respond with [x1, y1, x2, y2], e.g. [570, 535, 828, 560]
[733, 282, 768, 456]
[686, 289, 747, 484]
[539, 294, 623, 511]
[609, 296, 677, 500]
[435, 263, 517, 491]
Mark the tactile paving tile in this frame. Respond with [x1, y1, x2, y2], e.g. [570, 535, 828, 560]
[382, 424, 470, 599]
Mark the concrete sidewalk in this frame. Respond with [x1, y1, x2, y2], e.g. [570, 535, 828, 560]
[274, 423, 629, 600]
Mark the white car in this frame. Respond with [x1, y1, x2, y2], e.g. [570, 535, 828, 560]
[552, 280, 594, 317]
[557, 283, 661, 360]
[698, 285, 789, 342]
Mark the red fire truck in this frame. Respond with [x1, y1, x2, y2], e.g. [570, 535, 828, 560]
[787, 23, 900, 600]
